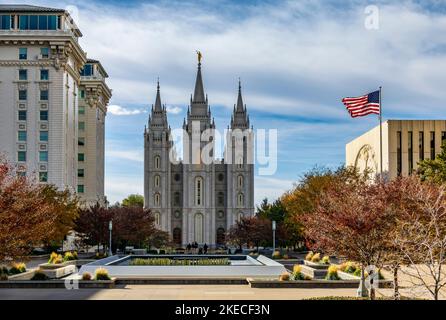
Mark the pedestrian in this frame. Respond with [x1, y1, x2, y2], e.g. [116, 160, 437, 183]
[203, 243, 208, 254]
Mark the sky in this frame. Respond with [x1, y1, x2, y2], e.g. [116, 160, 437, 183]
[7, 0, 446, 204]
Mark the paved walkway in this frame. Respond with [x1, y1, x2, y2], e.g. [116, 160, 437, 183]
[0, 285, 358, 300]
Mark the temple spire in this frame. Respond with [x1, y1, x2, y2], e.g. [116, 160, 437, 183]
[193, 56, 205, 103]
[236, 78, 244, 112]
[154, 78, 162, 111]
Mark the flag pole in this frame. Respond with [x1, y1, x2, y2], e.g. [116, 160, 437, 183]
[379, 86, 383, 179]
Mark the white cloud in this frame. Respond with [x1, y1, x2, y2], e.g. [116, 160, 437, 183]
[108, 105, 145, 116]
[166, 105, 182, 114]
[254, 176, 294, 205]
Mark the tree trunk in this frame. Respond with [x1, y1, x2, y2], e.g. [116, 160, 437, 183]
[393, 265, 401, 300]
[357, 265, 369, 298]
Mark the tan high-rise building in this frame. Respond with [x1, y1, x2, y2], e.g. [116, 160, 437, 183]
[346, 120, 446, 179]
[0, 5, 111, 204]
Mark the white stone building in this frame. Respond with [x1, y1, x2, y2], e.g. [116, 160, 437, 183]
[346, 120, 446, 179]
[0, 5, 110, 205]
[144, 59, 255, 247]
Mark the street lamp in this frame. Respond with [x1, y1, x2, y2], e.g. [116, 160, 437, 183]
[272, 220, 276, 254]
[108, 220, 113, 256]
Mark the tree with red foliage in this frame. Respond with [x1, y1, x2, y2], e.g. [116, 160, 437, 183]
[302, 177, 396, 299]
[227, 216, 271, 250]
[0, 158, 78, 262]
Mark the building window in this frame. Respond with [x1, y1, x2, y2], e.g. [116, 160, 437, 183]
[430, 131, 435, 160]
[154, 212, 161, 226]
[79, 106, 85, 115]
[40, 90, 49, 101]
[194, 213, 204, 243]
[217, 192, 224, 206]
[80, 64, 93, 77]
[39, 151, 48, 162]
[154, 175, 160, 188]
[173, 228, 182, 245]
[17, 171, 26, 178]
[17, 151, 26, 162]
[217, 210, 225, 219]
[174, 210, 181, 219]
[78, 122, 85, 131]
[154, 156, 161, 169]
[18, 15, 58, 30]
[419, 131, 424, 161]
[19, 48, 27, 60]
[0, 15, 12, 30]
[397, 131, 402, 176]
[174, 192, 181, 206]
[442, 132, 446, 147]
[78, 153, 85, 162]
[18, 89, 27, 100]
[218, 173, 224, 181]
[237, 193, 244, 207]
[195, 177, 203, 206]
[39, 131, 48, 142]
[77, 185, 84, 193]
[39, 172, 48, 182]
[40, 110, 48, 121]
[40, 47, 49, 59]
[216, 228, 225, 245]
[18, 131, 27, 142]
[18, 110, 27, 121]
[18, 69, 27, 81]
[80, 90, 85, 99]
[408, 131, 413, 174]
[237, 175, 244, 188]
[78, 138, 85, 146]
[78, 169, 84, 178]
[40, 70, 49, 81]
[154, 193, 161, 206]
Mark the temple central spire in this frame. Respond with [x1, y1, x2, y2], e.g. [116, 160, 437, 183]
[154, 78, 162, 111]
[193, 56, 206, 103]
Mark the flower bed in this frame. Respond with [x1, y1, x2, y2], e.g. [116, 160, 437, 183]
[129, 257, 231, 266]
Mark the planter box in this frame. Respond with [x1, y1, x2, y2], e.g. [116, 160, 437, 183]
[300, 265, 326, 279]
[39, 261, 73, 270]
[303, 260, 330, 269]
[6, 269, 36, 281]
[338, 271, 360, 280]
[40, 265, 76, 279]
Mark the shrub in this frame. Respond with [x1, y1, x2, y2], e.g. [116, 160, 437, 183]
[282, 254, 290, 260]
[48, 252, 58, 264]
[279, 272, 290, 281]
[54, 254, 63, 264]
[63, 251, 76, 262]
[292, 265, 305, 280]
[159, 250, 166, 254]
[272, 251, 282, 259]
[9, 263, 26, 275]
[322, 256, 330, 264]
[325, 265, 340, 281]
[82, 272, 92, 281]
[72, 251, 78, 260]
[0, 267, 8, 281]
[305, 251, 314, 261]
[95, 252, 108, 259]
[31, 271, 49, 281]
[353, 268, 362, 277]
[94, 268, 111, 281]
[311, 253, 321, 263]
[147, 250, 158, 254]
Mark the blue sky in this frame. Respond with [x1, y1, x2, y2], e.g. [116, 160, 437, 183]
[9, 0, 446, 204]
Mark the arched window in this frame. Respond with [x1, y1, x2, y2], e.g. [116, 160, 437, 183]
[237, 175, 244, 188]
[173, 228, 182, 245]
[173, 192, 181, 206]
[154, 193, 161, 206]
[217, 210, 225, 219]
[237, 193, 244, 207]
[194, 213, 204, 243]
[195, 177, 203, 206]
[216, 228, 225, 245]
[154, 212, 161, 227]
[237, 157, 243, 169]
[154, 175, 160, 188]
[154, 156, 161, 169]
[237, 212, 243, 222]
[217, 192, 224, 206]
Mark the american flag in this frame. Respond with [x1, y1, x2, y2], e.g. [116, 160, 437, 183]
[342, 90, 381, 118]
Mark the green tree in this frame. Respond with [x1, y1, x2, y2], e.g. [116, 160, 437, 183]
[122, 194, 144, 207]
[417, 142, 446, 184]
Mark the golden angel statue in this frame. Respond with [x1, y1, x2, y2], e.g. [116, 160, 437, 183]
[196, 50, 202, 64]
